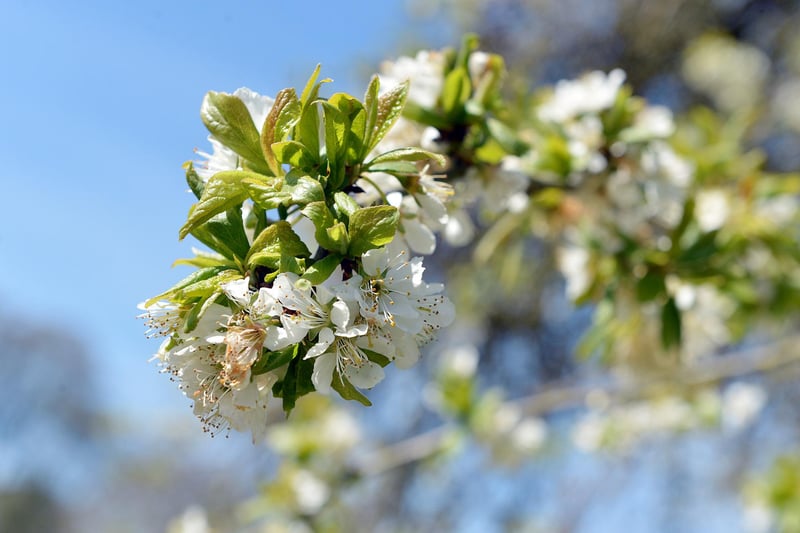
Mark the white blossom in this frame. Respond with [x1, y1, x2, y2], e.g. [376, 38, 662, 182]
[538, 69, 626, 123]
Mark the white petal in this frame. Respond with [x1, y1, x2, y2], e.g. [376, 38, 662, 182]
[344, 361, 385, 389]
[356, 334, 395, 358]
[362, 247, 388, 277]
[340, 322, 369, 338]
[253, 288, 282, 317]
[264, 324, 304, 351]
[306, 328, 335, 359]
[403, 218, 437, 255]
[312, 353, 336, 394]
[443, 210, 475, 246]
[415, 192, 448, 224]
[330, 300, 352, 330]
[221, 278, 251, 307]
[393, 333, 421, 369]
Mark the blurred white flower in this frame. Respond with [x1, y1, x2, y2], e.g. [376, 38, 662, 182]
[380, 50, 446, 109]
[538, 69, 626, 122]
[722, 382, 767, 431]
[291, 469, 330, 515]
[167, 505, 210, 533]
[510, 418, 548, 453]
[440, 344, 480, 378]
[695, 189, 730, 232]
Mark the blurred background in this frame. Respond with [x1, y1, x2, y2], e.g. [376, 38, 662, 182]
[2, 0, 800, 531]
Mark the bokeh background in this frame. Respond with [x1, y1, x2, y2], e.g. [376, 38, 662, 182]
[2, 0, 800, 531]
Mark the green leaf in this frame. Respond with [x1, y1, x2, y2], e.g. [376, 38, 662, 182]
[321, 101, 346, 189]
[330, 93, 367, 164]
[172, 250, 236, 269]
[363, 348, 391, 368]
[183, 291, 222, 333]
[179, 171, 252, 239]
[299, 64, 324, 106]
[661, 297, 682, 350]
[441, 67, 471, 118]
[301, 254, 342, 284]
[302, 202, 349, 254]
[247, 221, 311, 269]
[253, 344, 298, 375]
[200, 91, 269, 174]
[331, 371, 372, 406]
[363, 161, 420, 176]
[486, 118, 529, 155]
[144, 266, 231, 307]
[184, 162, 205, 199]
[635, 270, 666, 302]
[188, 225, 240, 261]
[348, 205, 399, 256]
[177, 270, 243, 300]
[274, 355, 316, 414]
[366, 147, 446, 168]
[240, 174, 290, 210]
[272, 140, 317, 168]
[366, 81, 409, 154]
[402, 100, 449, 130]
[321, 93, 366, 186]
[678, 231, 719, 266]
[202, 207, 251, 260]
[283, 171, 324, 205]
[261, 88, 301, 175]
[362, 75, 381, 154]
[326, 222, 349, 255]
[333, 191, 359, 219]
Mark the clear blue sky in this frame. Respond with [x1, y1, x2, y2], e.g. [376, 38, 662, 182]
[0, 0, 421, 418]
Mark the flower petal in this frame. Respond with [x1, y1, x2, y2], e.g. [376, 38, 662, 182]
[312, 353, 336, 394]
[344, 361, 385, 389]
[305, 328, 335, 359]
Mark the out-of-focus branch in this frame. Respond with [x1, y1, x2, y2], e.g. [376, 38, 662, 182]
[354, 334, 800, 476]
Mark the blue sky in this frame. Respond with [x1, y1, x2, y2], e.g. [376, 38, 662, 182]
[0, 0, 416, 417]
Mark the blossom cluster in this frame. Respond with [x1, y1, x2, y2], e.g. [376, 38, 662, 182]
[141, 72, 454, 440]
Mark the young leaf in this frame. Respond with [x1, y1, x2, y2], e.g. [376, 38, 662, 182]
[362, 75, 381, 154]
[331, 371, 372, 406]
[283, 172, 325, 205]
[333, 191, 359, 219]
[272, 140, 318, 168]
[366, 147, 447, 168]
[302, 202, 343, 252]
[144, 266, 232, 307]
[301, 254, 342, 284]
[179, 171, 252, 239]
[486, 118, 529, 156]
[261, 88, 301, 175]
[184, 162, 205, 199]
[635, 270, 666, 302]
[202, 207, 251, 261]
[201, 92, 269, 174]
[183, 291, 222, 333]
[253, 344, 298, 375]
[366, 81, 409, 154]
[441, 67, 471, 118]
[348, 205, 399, 256]
[177, 270, 243, 300]
[246, 221, 311, 269]
[241, 175, 290, 210]
[274, 356, 316, 414]
[661, 297, 682, 350]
